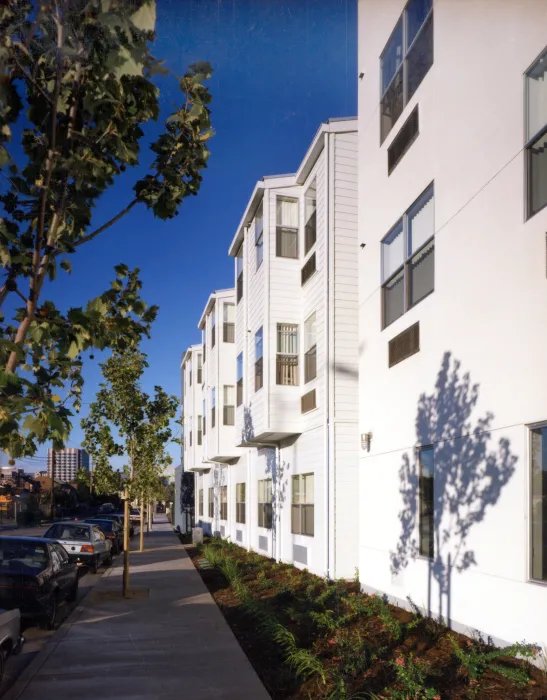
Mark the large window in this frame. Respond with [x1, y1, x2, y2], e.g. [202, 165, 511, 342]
[305, 181, 317, 254]
[223, 385, 235, 426]
[197, 415, 203, 446]
[237, 352, 243, 407]
[382, 183, 434, 328]
[203, 398, 206, 435]
[255, 203, 264, 269]
[211, 306, 216, 348]
[211, 387, 216, 429]
[304, 313, 317, 383]
[236, 244, 244, 303]
[380, 0, 433, 143]
[208, 487, 214, 518]
[258, 478, 273, 529]
[223, 303, 235, 343]
[236, 483, 246, 524]
[531, 425, 547, 582]
[277, 323, 299, 385]
[188, 359, 192, 386]
[526, 47, 547, 218]
[255, 327, 263, 391]
[197, 354, 202, 384]
[220, 486, 228, 521]
[276, 196, 299, 258]
[419, 446, 434, 559]
[198, 489, 203, 516]
[292, 473, 314, 536]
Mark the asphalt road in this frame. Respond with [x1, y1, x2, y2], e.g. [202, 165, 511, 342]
[0, 526, 132, 697]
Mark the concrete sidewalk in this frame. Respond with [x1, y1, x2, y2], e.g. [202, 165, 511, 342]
[7, 516, 269, 700]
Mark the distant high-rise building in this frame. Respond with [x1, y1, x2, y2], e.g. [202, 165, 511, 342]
[47, 448, 90, 483]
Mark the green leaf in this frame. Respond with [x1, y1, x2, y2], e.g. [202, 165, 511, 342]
[67, 341, 79, 360]
[60, 259, 72, 274]
[0, 146, 9, 167]
[130, 1, 156, 32]
[23, 415, 45, 438]
[0, 244, 11, 266]
[51, 395, 61, 403]
[114, 263, 129, 278]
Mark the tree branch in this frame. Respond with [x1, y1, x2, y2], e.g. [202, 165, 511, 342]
[65, 199, 139, 252]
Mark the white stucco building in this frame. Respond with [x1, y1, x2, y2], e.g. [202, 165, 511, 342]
[357, 0, 547, 648]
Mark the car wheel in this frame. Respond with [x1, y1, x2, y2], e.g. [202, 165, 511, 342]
[105, 551, 113, 567]
[90, 556, 100, 575]
[67, 577, 78, 603]
[43, 594, 58, 630]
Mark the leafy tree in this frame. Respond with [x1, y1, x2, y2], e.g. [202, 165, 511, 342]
[0, 0, 213, 457]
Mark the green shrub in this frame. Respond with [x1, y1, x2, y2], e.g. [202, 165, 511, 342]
[385, 654, 440, 700]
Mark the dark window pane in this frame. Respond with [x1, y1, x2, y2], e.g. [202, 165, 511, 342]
[388, 106, 419, 174]
[276, 227, 299, 258]
[223, 405, 235, 426]
[531, 426, 547, 581]
[419, 446, 434, 558]
[237, 273, 243, 302]
[264, 503, 273, 529]
[406, 13, 433, 101]
[301, 253, 317, 285]
[406, 0, 432, 47]
[303, 504, 314, 537]
[381, 68, 404, 143]
[381, 18, 403, 93]
[291, 504, 301, 534]
[305, 346, 317, 383]
[305, 212, 316, 254]
[383, 269, 405, 328]
[255, 357, 263, 392]
[409, 239, 434, 308]
[237, 378, 243, 407]
[529, 131, 547, 217]
[223, 323, 235, 343]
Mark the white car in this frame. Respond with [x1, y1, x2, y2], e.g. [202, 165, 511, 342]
[43, 522, 112, 574]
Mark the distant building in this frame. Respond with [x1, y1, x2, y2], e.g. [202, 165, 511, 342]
[47, 448, 90, 483]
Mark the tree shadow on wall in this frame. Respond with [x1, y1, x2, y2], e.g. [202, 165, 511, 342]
[390, 352, 517, 626]
[265, 445, 290, 560]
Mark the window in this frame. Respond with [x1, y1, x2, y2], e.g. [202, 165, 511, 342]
[380, 0, 433, 143]
[223, 303, 235, 343]
[255, 327, 263, 391]
[301, 389, 316, 413]
[419, 446, 434, 558]
[189, 430, 192, 447]
[530, 425, 547, 581]
[276, 196, 299, 258]
[292, 473, 314, 536]
[276, 324, 298, 385]
[236, 244, 244, 302]
[258, 478, 273, 529]
[236, 483, 246, 524]
[220, 486, 228, 521]
[198, 489, 203, 516]
[208, 487, 214, 518]
[197, 354, 202, 384]
[202, 335, 206, 364]
[211, 387, 216, 429]
[255, 203, 264, 269]
[197, 415, 203, 445]
[388, 106, 419, 174]
[382, 183, 434, 328]
[304, 313, 317, 383]
[305, 181, 317, 254]
[237, 352, 243, 406]
[223, 385, 235, 426]
[526, 47, 547, 218]
[211, 306, 216, 348]
[389, 321, 420, 367]
[301, 252, 316, 285]
[189, 360, 192, 386]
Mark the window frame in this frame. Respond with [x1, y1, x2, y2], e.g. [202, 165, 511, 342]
[198, 489, 204, 517]
[304, 180, 317, 255]
[223, 303, 235, 343]
[197, 353, 202, 385]
[276, 195, 299, 259]
[276, 323, 299, 386]
[529, 422, 547, 583]
[257, 478, 273, 529]
[208, 487, 214, 519]
[211, 387, 216, 429]
[236, 243, 244, 303]
[304, 312, 317, 384]
[202, 398, 206, 435]
[255, 327, 264, 392]
[220, 485, 228, 521]
[236, 482, 246, 524]
[223, 385, 235, 426]
[291, 473, 314, 537]
[255, 202, 264, 269]
[525, 46, 547, 220]
[197, 415, 203, 446]
[237, 352, 243, 407]
[418, 445, 434, 559]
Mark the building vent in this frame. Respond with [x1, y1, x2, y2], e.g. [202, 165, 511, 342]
[293, 545, 308, 565]
[388, 106, 419, 175]
[258, 535, 268, 552]
[220, 525, 225, 538]
[301, 389, 317, 413]
[388, 321, 420, 368]
[236, 529, 243, 543]
[301, 253, 317, 286]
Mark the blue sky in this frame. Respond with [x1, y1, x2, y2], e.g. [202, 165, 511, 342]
[16, 0, 357, 473]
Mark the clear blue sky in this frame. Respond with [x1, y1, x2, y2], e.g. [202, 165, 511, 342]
[19, 0, 357, 473]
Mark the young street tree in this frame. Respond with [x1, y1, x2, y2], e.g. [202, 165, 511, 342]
[82, 349, 178, 596]
[0, 0, 213, 457]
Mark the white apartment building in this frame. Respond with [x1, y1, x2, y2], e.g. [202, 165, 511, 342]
[226, 118, 360, 578]
[357, 0, 547, 649]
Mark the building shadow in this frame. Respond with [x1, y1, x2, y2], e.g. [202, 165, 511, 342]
[390, 352, 517, 625]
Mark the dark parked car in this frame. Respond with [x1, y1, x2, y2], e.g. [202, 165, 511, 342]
[0, 537, 78, 629]
[43, 522, 112, 573]
[98, 503, 115, 515]
[103, 514, 134, 538]
[84, 519, 123, 555]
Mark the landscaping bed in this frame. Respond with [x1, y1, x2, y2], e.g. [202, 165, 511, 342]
[186, 538, 547, 700]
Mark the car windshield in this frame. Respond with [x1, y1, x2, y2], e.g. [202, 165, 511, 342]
[45, 524, 90, 541]
[0, 540, 49, 572]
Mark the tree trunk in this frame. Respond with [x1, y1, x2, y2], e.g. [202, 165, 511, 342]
[139, 494, 144, 552]
[123, 496, 130, 597]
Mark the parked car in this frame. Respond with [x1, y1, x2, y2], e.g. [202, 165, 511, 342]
[98, 503, 115, 515]
[129, 508, 141, 524]
[0, 608, 24, 682]
[104, 514, 134, 538]
[83, 519, 123, 555]
[42, 522, 112, 574]
[0, 537, 78, 629]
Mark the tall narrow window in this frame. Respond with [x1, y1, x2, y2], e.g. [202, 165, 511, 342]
[526, 47, 547, 218]
[236, 482, 246, 524]
[276, 196, 299, 258]
[305, 181, 317, 254]
[220, 486, 228, 521]
[223, 385, 235, 426]
[255, 203, 264, 269]
[258, 478, 273, 529]
[198, 489, 203, 517]
[531, 425, 547, 582]
[202, 334, 206, 364]
[304, 313, 317, 383]
[237, 352, 243, 407]
[189, 429, 192, 447]
[189, 360, 192, 386]
[380, 0, 433, 143]
[276, 324, 299, 385]
[292, 473, 314, 536]
[255, 327, 264, 391]
[382, 183, 434, 328]
[203, 399, 206, 435]
[223, 303, 235, 343]
[211, 306, 216, 348]
[236, 244, 244, 302]
[197, 354, 202, 384]
[211, 387, 216, 428]
[197, 415, 203, 445]
[208, 487, 214, 518]
[419, 446, 434, 559]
